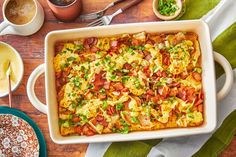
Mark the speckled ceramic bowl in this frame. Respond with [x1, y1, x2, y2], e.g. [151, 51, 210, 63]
[0, 114, 39, 157]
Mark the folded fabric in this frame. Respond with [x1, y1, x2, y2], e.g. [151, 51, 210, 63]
[86, 0, 236, 156]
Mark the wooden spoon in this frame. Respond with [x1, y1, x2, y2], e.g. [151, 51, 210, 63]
[6, 62, 12, 108]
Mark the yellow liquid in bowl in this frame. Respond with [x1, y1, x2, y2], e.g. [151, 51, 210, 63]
[0, 43, 23, 95]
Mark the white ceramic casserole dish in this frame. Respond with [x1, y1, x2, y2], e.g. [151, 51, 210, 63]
[27, 20, 234, 144]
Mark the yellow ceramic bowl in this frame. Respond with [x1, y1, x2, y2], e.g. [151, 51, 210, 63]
[0, 42, 24, 97]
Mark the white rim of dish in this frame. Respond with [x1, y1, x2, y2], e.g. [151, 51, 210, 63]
[0, 42, 24, 98]
[153, 0, 183, 20]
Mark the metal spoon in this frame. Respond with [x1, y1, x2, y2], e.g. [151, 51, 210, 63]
[6, 62, 12, 108]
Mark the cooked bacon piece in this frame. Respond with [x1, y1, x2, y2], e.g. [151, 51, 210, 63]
[138, 115, 151, 126]
[110, 40, 118, 47]
[95, 115, 108, 127]
[75, 126, 82, 134]
[169, 88, 178, 97]
[133, 96, 141, 105]
[158, 86, 169, 98]
[162, 53, 170, 66]
[107, 105, 116, 115]
[113, 82, 124, 91]
[132, 39, 139, 46]
[123, 63, 132, 70]
[55, 43, 64, 52]
[194, 99, 203, 106]
[180, 72, 188, 79]
[121, 87, 129, 92]
[156, 70, 167, 78]
[82, 124, 96, 136]
[93, 73, 106, 91]
[123, 100, 131, 111]
[192, 72, 202, 81]
[103, 81, 110, 89]
[143, 66, 151, 77]
[197, 104, 203, 112]
[151, 95, 160, 104]
[84, 37, 98, 49]
[146, 39, 155, 45]
[145, 54, 152, 61]
[72, 117, 81, 123]
[98, 93, 106, 100]
[146, 89, 154, 96]
[177, 88, 187, 101]
[90, 46, 99, 53]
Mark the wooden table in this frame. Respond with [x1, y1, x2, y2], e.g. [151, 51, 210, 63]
[0, 0, 235, 156]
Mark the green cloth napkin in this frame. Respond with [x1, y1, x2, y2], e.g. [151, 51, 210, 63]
[103, 1, 236, 157]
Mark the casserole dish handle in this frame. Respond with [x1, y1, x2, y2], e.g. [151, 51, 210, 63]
[214, 51, 234, 101]
[27, 64, 47, 114]
[27, 53, 233, 114]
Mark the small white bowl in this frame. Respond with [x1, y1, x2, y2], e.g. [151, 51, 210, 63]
[153, 0, 183, 20]
[0, 42, 24, 98]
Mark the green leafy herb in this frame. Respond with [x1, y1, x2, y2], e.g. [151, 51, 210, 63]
[75, 44, 84, 51]
[87, 84, 94, 89]
[158, 0, 179, 16]
[122, 76, 130, 83]
[68, 114, 73, 120]
[131, 117, 139, 123]
[110, 74, 117, 80]
[95, 62, 100, 66]
[102, 101, 108, 109]
[62, 120, 70, 128]
[116, 103, 124, 110]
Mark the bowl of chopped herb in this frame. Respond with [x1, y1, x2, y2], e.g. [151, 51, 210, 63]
[153, 0, 182, 20]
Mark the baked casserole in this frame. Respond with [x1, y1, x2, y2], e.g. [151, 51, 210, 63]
[53, 31, 204, 136]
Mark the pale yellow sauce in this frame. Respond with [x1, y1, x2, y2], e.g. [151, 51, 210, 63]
[0, 44, 22, 95]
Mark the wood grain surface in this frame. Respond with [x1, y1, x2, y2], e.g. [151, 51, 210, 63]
[0, 0, 235, 156]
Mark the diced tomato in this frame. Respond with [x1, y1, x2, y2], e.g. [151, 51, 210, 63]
[72, 117, 81, 123]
